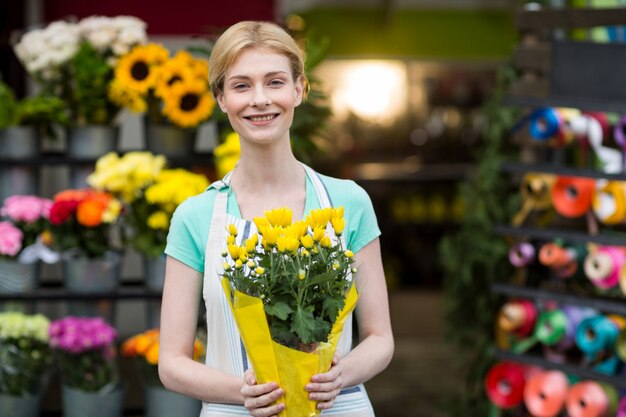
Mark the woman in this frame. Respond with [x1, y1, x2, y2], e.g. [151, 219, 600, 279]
[159, 21, 394, 417]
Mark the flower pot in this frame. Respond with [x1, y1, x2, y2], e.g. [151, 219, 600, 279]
[144, 386, 201, 417]
[144, 254, 166, 291]
[0, 259, 38, 294]
[62, 251, 122, 321]
[0, 126, 40, 158]
[0, 166, 39, 203]
[145, 121, 196, 157]
[0, 391, 42, 417]
[62, 385, 123, 417]
[66, 125, 119, 188]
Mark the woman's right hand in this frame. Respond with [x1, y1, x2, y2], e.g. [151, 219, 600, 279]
[241, 369, 285, 417]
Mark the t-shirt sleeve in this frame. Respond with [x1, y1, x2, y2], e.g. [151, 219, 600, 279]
[165, 199, 205, 273]
[346, 181, 381, 254]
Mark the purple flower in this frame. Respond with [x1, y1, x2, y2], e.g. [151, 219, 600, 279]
[1, 195, 53, 223]
[0, 221, 23, 257]
[48, 316, 117, 353]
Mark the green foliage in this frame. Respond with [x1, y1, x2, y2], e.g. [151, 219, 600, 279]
[438, 64, 521, 417]
[50, 218, 112, 259]
[0, 338, 52, 396]
[70, 43, 119, 126]
[55, 349, 117, 392]
[0, 80, 17, 129]
[126, 199, 168, 258]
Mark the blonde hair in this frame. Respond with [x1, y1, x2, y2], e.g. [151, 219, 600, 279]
[209, 21, 309, 98]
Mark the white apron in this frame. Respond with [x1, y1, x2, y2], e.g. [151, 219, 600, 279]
[200, 164, 375, 416]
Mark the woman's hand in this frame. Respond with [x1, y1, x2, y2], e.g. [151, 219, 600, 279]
[306, 354, 343, 410]
[241, 369, 285, 417]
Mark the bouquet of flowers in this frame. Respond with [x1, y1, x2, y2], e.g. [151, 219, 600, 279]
[121, 328, 205, 387]
[13, 16, 147, 126]
[0, 312, 52, 396]
[48, 188, 123, 258]
[86, 152, 208, 257]
[221, 206, 358, 416]
[0, 195, 54, 261]
[108, 43, 215, 128]
[48, 316, 119, 392]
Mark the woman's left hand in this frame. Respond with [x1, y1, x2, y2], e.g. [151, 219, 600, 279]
[305, 354, 343, 410]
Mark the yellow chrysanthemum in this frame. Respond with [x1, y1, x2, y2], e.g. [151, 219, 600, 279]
[161, 79, 215, 128]
[114, 43, 169, 94]
[228, 244, 240, 261]
[214, 132, 241, 179]
[331, 217, 345, 235]
[286, 220, 308, 239]
[300, 235, 314, 249]
[265, 207, 293, 228]
[228, 224, 238, 236]
[320, 236, 332, 248]
[312, 226, 326, 242]
[145, 169, 209, 211]
[102, 198, 122, 224]
[277, 236, 299, 253]
[261, 227, 280, 249]
[147, 211, 169, 230]
[253, 216, 269, 234]
[245, 234, 258, 252]
[331, 206, 344, 221]
[306, 208, 332, 230]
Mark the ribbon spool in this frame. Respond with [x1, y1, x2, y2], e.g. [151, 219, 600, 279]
[557, 306, 597, 351]
[552, 176, 596, 218]
[512, 173, 556, 226]
[529, 108, 561, 141]
[575, 315, 620, 356]
[523, 370, 569, 417]
[620, 263, 626, 296]
[539, 242, 583, 279]
[592, 180, 626, 225]
[614, 114, 626, 150]
[584, 246, 626, 289]
[513, 309, 568, 353]
[509, 242, 536, 267]
[484, 362, 527, 409]
[570, 113, 622, 174]
[566, 381, 618, 417]
[497, 299, 538, 339]
[555, 108, 582, 146]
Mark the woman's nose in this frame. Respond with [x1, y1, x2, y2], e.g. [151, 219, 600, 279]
[250, 87, 271, 107]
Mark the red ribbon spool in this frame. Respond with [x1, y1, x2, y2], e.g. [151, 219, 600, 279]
[485, 362, 526, 409]
[523, 370, 568, 417]
[552, 176, 596, 218]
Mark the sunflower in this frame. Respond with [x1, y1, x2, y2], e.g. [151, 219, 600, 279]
[114, 43, 169, 94]
[161, 79, 215, 128]
[108, 78, 147, 113]
[154, 50, 209, 99]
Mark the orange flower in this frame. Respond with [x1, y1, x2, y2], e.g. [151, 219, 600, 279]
[146, 343, 159, 365]
[76, 198, 106, 227]
[121, 335, 139, 357]
[54, 189, 90, 203]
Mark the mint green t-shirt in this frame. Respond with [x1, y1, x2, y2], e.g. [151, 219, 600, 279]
[165, 172, 381, 273]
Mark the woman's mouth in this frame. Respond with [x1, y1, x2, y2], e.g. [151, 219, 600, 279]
[245, 114, 279, 122]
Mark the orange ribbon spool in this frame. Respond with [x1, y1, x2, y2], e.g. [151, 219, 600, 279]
[539, 242, 578, 278]
[523, 370, 569, 417]
[552, 176, 596, 218]
[566, 381, 615, 417]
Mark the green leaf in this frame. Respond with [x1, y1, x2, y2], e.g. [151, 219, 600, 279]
[290, 305, 317, 344]
[264, 301, 293, 320]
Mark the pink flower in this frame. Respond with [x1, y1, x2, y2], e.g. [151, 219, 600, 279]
[0, 221, 23, 256]
[0, 195, 54, 223]
[48, 316, 117, 353]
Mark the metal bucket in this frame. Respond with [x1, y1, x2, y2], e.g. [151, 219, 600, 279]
[0, 126, 40, 158]
[66, 126, 119, 159]
[144, 121, 196, 157]
[0, 260, 38, 293]
[0, 392, 42, 417]
[62, 252, 122, 293]
[145, 386, 201, 417]
[62, 385, 124, 417]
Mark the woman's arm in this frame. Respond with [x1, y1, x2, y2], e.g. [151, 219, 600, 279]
[158, 256, 245, 403]
[306, 237, 394, 409]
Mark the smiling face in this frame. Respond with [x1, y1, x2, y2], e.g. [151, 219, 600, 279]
[216, 47, 304, 147]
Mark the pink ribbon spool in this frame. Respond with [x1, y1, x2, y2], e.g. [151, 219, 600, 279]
[498, 299, 538, 338]
[523, 370, 569, 417]
[583, 246, 625, 289]
[617, 396, 626, 417]
[566, 381, 611, 417]
[509, 242, 536, 268]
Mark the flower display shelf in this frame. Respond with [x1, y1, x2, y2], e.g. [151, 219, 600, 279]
[494, 224, 626, 247]
[500, 161, 626, 182]
[0, 151, 214, 167]
[0, 282, 162, 301]
[493, 349, 626, 390]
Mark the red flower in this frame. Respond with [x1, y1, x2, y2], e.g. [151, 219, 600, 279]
[49, 200, 79, 225]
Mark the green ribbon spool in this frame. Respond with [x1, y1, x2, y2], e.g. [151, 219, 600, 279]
[513, 310, 568, 353]
[616, 328, 626, 362]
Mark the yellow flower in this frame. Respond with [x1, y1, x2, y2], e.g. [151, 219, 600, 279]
[246, 260, 256, 268]
[298, 269, 306, 280]
[265, 207, 292, 228]
[300, 235, 314, 249]
[154, 51, 199, 98]
[331, 217, 345, 236]
[255, 267, 265, 275]
[320, 236, 332, 248]
[331, 206, 344, 221]
[253, 216, 269, 234]
[227, 235, 235, 245]
[147, 211, 169, 230]
[228, 224, 238, 237]
[301, 249, 310, 257]
[108, 78, 147, 113]
[238, 247, 248, 262]
[312, 226, 325, 242]
[286, 221, 308, 239]
[214, 132, 241, 179]
[277, 236, 299, 253]
[261, 227, 280, 249]
[306, 208, 332, 229]
[114, 43, 169, 94]
[235, 259, 243, 269]
[245, 234, 258, 252]
[223, 262, 230, 271]
[161, 79, 215, 128]
[227, 244, 240, 260]
[344, 250, 354, 258]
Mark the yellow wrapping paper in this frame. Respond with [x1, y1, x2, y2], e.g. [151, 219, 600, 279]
[222, 278, 359, 417]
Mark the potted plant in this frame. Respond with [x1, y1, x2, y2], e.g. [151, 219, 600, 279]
[121, 328, 205, 417]
[0, 312, 52, 417]
[13, 16, 147, 159]
[108, 44, 216, 156]
[48, 316, 122, 417]
[0, 195, 55, 295]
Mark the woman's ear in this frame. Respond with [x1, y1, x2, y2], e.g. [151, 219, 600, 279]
[216, 93, 228, 113]
[294, 76, 305, 107]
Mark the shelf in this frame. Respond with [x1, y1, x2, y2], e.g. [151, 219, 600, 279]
[501, 161, 626, 181]
[493, 349, 626, 389]
[516, 7, 626, 31]
[0, 151, 214, 167]
[491, 282, 626, 316]
[502, 94, 626, 114]
[494, 224, 626, 246]
[0, 282, 162, 301]
[353, 163, 473, 184]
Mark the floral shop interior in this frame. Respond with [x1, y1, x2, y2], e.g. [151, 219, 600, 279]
[3, 1, 626, 417]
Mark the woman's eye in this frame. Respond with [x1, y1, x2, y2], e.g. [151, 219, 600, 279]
[233, 83, 248, 90]
[269, 79, 285, 87]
